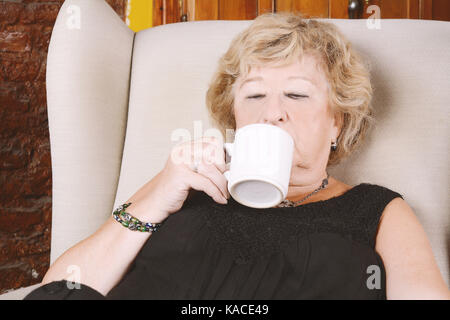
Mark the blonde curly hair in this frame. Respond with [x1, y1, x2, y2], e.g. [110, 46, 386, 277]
[206, 12, 375, 167]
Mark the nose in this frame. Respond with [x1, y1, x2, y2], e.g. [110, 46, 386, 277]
[261, 96, 287, 125]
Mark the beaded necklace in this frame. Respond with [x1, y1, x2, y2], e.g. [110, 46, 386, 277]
[275, 172, 330, 207]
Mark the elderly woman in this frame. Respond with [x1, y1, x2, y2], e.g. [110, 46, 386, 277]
[26, 13, 449, 300]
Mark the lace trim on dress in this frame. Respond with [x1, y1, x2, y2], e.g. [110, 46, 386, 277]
[201, 184, 371, 265]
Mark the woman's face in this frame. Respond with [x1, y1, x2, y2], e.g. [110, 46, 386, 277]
[232, 54, 342, 185]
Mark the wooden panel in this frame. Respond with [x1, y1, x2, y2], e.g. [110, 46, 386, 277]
[292, 0, 329, 18]
[408, 0, 420, 19]
[276, 0, 293, 13]
[187, 0, 195, 20]
[330, 0, 349, 18]
[153, 0, 186, 25]
[432, 0, 450, 21]
[351, 0, 421, 19]
[219, 0, 258, 20]
[190, 0, 218, 20]
[161, 0, 445, 25]
[374, 0, 407, 18]
[153, 0, 163, 26]
[179, 0, 188, 21]
[420, 0, 433, 19]
[276, 0, 329, 18]
[331, 0, 422, 19]
[165, 0, 177, 24]
[258, 0, 274, 15]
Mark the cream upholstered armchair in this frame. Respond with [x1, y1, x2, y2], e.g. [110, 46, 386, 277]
[1, 0, 449, 299]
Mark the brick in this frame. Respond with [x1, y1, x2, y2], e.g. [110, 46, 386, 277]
[27, 167, 51, 196]
[0, 2, 23, 27]
[0, 253, 50, 295]
[0, 81, 30, 113]
[0, 164, 51, 201]
[22, 0, 65, 4]
[0, 171, 31, 202]
[26, 110, 48, 129]
[33, 141, 51, 169]
[23, 81, 46, 110]
[33, 28, 51, 52]
[0, 52, 40, 81]
[42, 201, 52, 225]
[0, 111, 28, 139]
[0, 148, 29, 170]
[8, 3, 62, 26]
[0, 237, 37, 263]
[27, 3, 61, 25]
[34, 60, 46, 82]
[0, 31, 31, 53]
[2, 23, 34, 35]
[0, 196, 51, 226]
[0, 0, 127, 295]
[106, 0, 126, 20]
[0, 210, 43, 234]
[15, 195, 51, 211]
[0, 263, 30, 294]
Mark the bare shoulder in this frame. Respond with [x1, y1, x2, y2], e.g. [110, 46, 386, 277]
[375, 197, 450, 299]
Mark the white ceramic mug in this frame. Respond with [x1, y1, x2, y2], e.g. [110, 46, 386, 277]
[223, 123, 294, 208]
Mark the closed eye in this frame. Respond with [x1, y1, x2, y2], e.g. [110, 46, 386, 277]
[246, 94, 266, 99]
[286, 93, 309, 99]
[246, 94, 309, 100]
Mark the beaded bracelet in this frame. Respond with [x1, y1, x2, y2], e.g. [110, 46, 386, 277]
[112, 202, 163, 233]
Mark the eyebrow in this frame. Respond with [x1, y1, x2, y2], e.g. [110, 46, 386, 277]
[239, 75, 315, 89]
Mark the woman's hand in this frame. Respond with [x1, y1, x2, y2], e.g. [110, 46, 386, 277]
[125, 136, 229, 223]
[39, 138, 228, 297]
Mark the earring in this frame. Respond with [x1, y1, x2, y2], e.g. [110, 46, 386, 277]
[331, 141, 337, 151]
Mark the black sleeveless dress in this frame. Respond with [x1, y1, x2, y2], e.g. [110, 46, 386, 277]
[24, 183, 403, 300]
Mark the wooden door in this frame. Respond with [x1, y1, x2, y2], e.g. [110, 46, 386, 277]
[152, 0, 450, 27]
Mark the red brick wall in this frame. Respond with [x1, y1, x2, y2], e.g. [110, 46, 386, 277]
[0, 0, 128, 295]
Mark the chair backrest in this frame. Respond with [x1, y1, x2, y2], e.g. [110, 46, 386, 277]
[46, 0, 134, 263]
[48, 0, 450, 285]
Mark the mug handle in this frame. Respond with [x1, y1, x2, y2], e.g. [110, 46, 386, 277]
[223, 142, 234, 181]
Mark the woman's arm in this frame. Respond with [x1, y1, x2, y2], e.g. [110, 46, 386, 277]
[40, 199, 165, 297]
[375, 198, 450, 300]
[39, 136, 229, 298]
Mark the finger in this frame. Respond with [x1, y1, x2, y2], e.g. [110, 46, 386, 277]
[189, 138, 227, 174]
[196, 161, 229, 199]
[183, 138, 230, 200]
[186, 167, 227, 204]
[171, 138, 215, 172]
[201, 141, 227, 174]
